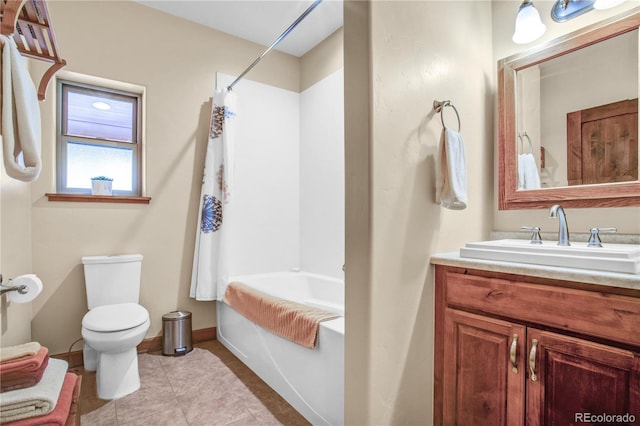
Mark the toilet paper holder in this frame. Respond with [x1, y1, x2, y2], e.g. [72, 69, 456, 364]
[0, 274, 28, 296]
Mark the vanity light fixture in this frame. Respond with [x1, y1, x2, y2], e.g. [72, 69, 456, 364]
[551, 0, 627, 22]
[551, 0, 595, 22]
[513, 0, 547, 44]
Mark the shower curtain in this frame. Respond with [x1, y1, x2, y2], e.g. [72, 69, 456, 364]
[190, 88, 237, 301]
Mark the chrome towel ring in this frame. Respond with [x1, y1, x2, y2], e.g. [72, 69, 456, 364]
[433, 100, 461, 132]
[517, 131, 533, 154]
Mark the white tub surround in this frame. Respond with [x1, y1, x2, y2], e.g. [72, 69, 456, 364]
[217, 271, 344, 426]
[213, 71, 345, 284]
[211, 68, 345, 425]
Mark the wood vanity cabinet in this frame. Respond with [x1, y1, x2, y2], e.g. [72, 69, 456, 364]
[434, 265, 640, 426]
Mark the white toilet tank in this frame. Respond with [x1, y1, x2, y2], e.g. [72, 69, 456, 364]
[82, 254, 143, 309]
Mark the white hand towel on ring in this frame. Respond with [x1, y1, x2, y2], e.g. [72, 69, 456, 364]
[519, 153, 541, 190]
[435, 127, 467, 210]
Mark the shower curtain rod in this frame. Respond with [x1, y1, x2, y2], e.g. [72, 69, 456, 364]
[227, 0, 323, 91]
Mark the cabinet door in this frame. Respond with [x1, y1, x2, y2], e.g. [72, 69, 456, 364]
[526, 328, 640, 426]
[443, 308, 526, 426]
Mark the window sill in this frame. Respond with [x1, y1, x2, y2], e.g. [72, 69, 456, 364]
[46, 193, 151, 204]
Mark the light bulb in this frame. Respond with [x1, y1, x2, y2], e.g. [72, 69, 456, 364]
[513, 1, 547, 44]
[594, 0, 626, 9]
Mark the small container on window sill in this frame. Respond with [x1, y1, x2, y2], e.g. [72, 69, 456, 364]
[91, 176, 113, 196]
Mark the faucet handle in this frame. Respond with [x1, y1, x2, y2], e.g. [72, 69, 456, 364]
[521, 226, 543, 244]
[587, 227, 617, 247]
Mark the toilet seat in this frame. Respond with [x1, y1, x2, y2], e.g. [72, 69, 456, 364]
[83, 303, 149, 332]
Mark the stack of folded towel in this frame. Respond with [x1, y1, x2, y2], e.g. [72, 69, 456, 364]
[0, 342, 81, 426]
[1, 342, 49, 393]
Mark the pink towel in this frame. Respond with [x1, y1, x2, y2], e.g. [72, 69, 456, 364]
[1, 356, 49, 392]
[64, 375, 81, 426]
[0, 347, 48, 375]
[223, 282, 340, 349]
[4, 373, 77, 426]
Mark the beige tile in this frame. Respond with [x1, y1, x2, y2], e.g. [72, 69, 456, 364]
[137, 353, 163, 373]
[175, 378, 243, 411]
[114, 384, 177, 424]
[171, 372, 234, 401]
[138, 365, 171, 390]
[243, 392, 310, 426]
[182, 395, 258, 426]
[162, 351, 225, 379]
[80, 400, 117, 426]
[118, 406, 189, 426]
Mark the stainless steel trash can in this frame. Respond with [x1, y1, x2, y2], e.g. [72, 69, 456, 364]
[162, 311, 193, 356]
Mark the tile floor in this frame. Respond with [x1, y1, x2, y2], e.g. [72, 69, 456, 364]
[78, 340, 310, 425]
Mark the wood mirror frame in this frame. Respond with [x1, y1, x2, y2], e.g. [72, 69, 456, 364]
[498, 8, 640, 210]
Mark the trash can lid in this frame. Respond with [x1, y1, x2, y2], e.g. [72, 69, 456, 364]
[162, 311, 192, 321]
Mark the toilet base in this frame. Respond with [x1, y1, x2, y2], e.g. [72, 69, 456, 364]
[96, 347, 141, 400]
[83, 345, 97, 372]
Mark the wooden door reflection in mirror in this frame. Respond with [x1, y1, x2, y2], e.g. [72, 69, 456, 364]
[567, 98, 638, 186]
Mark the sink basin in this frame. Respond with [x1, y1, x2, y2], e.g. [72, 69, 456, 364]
[460, 239, 640, 274]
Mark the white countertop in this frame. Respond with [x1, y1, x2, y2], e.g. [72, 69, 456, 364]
[431, 252, 640, 291]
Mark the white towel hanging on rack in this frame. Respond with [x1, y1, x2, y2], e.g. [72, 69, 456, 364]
[436, 127, 467, 210]
[1, 35, 42, 182]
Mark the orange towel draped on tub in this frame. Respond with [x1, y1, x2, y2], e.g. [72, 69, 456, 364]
[223, 282, 340, 349]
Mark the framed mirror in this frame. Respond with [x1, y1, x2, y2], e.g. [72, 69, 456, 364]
[498, 8, 640, 210]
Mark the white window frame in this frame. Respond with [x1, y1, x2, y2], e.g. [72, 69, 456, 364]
[56, 72, 146, 196]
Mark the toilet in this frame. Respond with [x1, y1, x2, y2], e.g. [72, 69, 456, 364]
[81, 254, 150, 400]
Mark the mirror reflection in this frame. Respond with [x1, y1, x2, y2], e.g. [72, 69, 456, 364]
[515, 28, 639, 190]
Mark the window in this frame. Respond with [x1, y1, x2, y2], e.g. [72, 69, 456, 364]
[57, 80, 143, 196]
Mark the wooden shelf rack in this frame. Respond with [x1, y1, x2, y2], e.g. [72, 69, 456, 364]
[1, 0, 66, 100]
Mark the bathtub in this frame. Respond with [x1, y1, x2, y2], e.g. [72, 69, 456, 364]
[217, 271, 344, 426]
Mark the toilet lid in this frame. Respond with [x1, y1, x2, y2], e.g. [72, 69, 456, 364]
[82, 303, 149, 332]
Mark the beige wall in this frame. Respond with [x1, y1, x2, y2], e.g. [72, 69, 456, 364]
[301, 28, 344, 91]
[0, 0, 343, 355]
[0, 174, 33, 346]
[344, 1, 494, 423]
[492, 0, 640, 233]
[344, 2, 372, 422]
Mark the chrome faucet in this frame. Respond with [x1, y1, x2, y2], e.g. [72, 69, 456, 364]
[549, 204, 570, 246]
